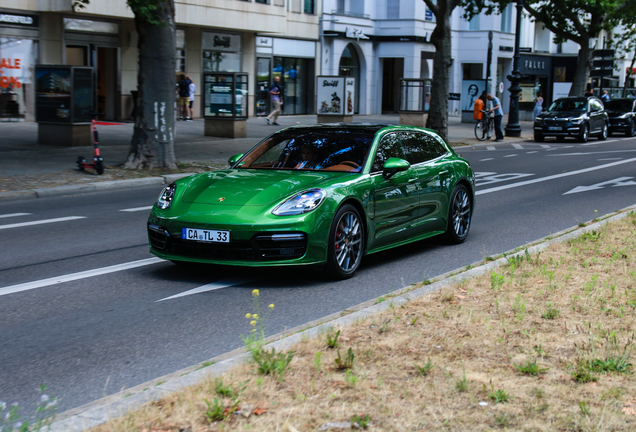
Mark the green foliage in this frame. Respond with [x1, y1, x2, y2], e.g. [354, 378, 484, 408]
[416, 360, 434, 376]
[250, 346, 295, 382]
[313, 351, 323, 372]
[351, 414, 370, 429]
[344, 369, 358, 386]
[541, 305, 561, 320]
[325, 328, 341, 349]
[335, 348, 356, 370]
[203, 397, 237, 422]
[514, 359, 549, 376]
[488, 386, 511, 403]
[579, 401, 591, 416]
[0, 384, 58, 432]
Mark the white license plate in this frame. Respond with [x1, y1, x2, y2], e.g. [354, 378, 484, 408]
[548, 126, 561, 131]
[182, 228, 230, 243]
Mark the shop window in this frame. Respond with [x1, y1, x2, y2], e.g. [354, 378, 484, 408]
[1, 37, 38, 120]
[176, 29, 186, 73]
[304, 0, 315, 14]
[273, 56, 309, 115]
[202, 32, 241, 73]
[339, 44, 360, 114]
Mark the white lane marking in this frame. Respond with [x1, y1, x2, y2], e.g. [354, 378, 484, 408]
[526, 151, 538, 154]
[503, 154, 517, 158]
[581, 139, 618, 146]
[120, 206, 154, 212]
[539, 144, 552, 149]
[486, 146, 496, 151]
[564, 177, 636, 195]
[545, 148, 557, 151]
[479, 158, 494, 161]
[511, 144, 524, 150]
[475, 172, 534, 186]
[547, 150, 636, 157]
[0, 213, 31, 219]
[0, 216, 86, 231]
[157, 278, 259, 302]
[476, 157, 636, 196]
[598, 158, 623, 161]
[0, 258, 163, 297]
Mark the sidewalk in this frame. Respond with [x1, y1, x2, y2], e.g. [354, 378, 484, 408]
[0, 114, 534, 178]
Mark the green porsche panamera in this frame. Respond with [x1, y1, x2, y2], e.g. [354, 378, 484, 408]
[147, 124, 475, 279]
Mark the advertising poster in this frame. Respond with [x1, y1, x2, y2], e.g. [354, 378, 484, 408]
[204, 75, 233, 116]
[72, 68, 93, 123]
[316, 76, 344, 115]
[553, 82, 572, 100]
[35, 66, 71, 122]
[345, 77, 355, 115]
[461, 79, 486, 112]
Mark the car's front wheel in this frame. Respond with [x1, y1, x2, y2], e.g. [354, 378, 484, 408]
[598, 123, 608, 140]
[579, 124, 589, 143]
[446, 184, 472, 244]
[325, 204, 365, 279]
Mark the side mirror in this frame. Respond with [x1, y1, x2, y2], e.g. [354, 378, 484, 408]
[382, 157, 410, 179]
[228, 153, 244, 166]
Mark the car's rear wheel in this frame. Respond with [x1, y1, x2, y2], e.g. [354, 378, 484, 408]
[598, 123, 608, 140]
[578, 124, 589, 143]
[446, 184, 472, 244]
[325, 204, 364, 279]
[534, 133, 544, 142]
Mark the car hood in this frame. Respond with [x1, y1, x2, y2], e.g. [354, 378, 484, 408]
[181, 169, 347, 206]
[606, 110, 628, 117]
[539, 111, 586, 120]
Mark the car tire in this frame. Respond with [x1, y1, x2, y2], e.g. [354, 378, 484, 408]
[578, 124, 589, 143]
[325, 204, 365, 280]
[445, 184, 472, 244]
[534, 133, 544, 142]
[628, 120, 636, 137]
[598, 123, 608, 141]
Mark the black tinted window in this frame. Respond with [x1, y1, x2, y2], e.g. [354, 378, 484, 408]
[400, 132, 446, 164]
[605, 100, 635, 111]
[372, 133, 405, 172]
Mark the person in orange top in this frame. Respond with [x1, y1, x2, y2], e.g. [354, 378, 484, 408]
[473, 93, 486, 120]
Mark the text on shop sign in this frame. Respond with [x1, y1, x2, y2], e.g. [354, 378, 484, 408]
[0, 58, 22, 89]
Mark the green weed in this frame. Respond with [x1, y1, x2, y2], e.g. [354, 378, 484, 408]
[514, 359, 549, 376]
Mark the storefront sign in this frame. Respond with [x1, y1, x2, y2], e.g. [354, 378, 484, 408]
[316, 76, 345, 115]
[202, 32, 241, 52]
[345, 27, 369, 40]
[256, 37, 272, 48]
[523, 60, 546, 71]
[345, 78, 355, 115]
[0, 13, 38, 27]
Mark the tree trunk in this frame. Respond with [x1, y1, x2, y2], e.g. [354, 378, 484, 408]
[569, 40, 593, 97]
[425, 7, 453, 140]
[124, 0, 177, 170]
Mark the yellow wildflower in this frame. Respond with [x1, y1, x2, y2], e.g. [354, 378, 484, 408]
[268, 304, 275, 309]
[252, 314, 258, 319]
[245, 313, 251, 319]
[252, 289, 260, 297]
[250, 320, 257, 326]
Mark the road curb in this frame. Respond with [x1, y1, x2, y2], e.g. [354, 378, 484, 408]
[49, 203, 636, 432]
[0, 173, 196, 203]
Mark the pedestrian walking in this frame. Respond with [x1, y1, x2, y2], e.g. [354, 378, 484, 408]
[265, 76, 283, 126]
[187, 75, 196, 121]
[487, 93, 504, 142]
[601, 90, 610, 103]
[177, 73, 190, 121]
[533, 91, 543, 119]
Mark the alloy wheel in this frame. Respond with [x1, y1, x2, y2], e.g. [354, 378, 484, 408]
[334, 211, 363, 272]
[452, 188, 471, 238]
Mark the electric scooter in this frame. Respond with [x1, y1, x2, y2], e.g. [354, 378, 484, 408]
[76, 113, 105, 175]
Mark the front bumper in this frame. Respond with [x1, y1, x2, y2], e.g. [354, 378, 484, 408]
[147, 203, 333, 266]
[609, 119, 631, 133]
[534, 122, 583, 137]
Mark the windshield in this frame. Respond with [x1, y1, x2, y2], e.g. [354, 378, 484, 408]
[605, 100, 634, 112]
[549, 99, 587, 112]
[236, 130, 375, 172]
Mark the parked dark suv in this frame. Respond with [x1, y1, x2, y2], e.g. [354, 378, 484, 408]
[534, 96, 609, 143]
[605, 98, 636, 137]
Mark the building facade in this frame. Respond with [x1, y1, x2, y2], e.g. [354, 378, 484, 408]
[0, 0, 320, 121]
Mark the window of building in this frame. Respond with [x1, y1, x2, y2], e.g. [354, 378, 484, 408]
[468, 14, 480, 31]
[500, 4, 512, 33]
[304, 0, 315, 13]
[255, 0, 268, 4]
[273, 56, 310, 115]
[202, 32, 242, 73]
[387, 1, 399, 19]
[0, 37, 38, 120]
[176, 29, 186, 73]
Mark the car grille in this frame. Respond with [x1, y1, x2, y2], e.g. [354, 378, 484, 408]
[148, 225, 307, 261]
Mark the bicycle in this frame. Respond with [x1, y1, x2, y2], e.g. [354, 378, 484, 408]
[474, 110, 493, 141]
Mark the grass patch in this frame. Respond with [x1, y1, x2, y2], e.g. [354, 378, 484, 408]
[88, 212, 636, 431]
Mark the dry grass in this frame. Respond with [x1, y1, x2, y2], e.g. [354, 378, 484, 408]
[91, 213, 636, 432]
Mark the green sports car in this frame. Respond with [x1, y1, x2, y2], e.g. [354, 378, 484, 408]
[147, 124, 475, 279]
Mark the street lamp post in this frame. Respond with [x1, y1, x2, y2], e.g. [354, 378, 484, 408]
[504, 0, 524, 138]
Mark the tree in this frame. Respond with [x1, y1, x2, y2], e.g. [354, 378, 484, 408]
[74, 0, 177, 169]
[422, 0, 461, 140]
[606, 19, 636, 97]
[464, 0, 636, 97]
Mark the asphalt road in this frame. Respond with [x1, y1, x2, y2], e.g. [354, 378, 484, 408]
[2, 135, 636, 418]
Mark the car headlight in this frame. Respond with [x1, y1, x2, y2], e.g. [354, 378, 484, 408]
[570, 117, 584, 124]
[272, 189, 326, 216]
[156, 182, 176, 209]
[619, 113, 630, 119]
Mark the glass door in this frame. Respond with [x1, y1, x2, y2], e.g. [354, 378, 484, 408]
[256, 57, 271, 117]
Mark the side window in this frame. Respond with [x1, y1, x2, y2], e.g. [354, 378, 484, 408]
[594, 100, 604, 111]
[401, 132, 447, 164]
[371, 133, 405, 172]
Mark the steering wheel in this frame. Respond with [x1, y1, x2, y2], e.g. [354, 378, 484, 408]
[340, 161, 360, 168]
